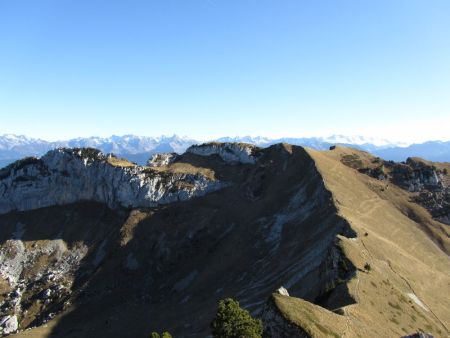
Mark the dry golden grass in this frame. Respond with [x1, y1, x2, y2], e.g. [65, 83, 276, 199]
[298, 147, 450, 337]
[119, 209, 151, 246]
[263, 146, 450, 337]
[106, 156, 135, 167]
[273, 293, 346, 337]
[107, 154, 217, 180]
[150, 162, 216, 180]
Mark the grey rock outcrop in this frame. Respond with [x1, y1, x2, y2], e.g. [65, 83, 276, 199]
[275, 286, 289, 296]
[392, 158, 442, 192]
[0, 148, 225, 214]
[415, 189, 450, 225]
[186, 142, 258, 164]
[147, 153, 178, 167]
[391, 158, 450, 225]
[0, 315, 18, 335]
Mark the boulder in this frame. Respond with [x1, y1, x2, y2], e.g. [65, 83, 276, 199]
[0, 315, 18, 335]
[147, 153, 177, 167]
[275, 286, 289, 296]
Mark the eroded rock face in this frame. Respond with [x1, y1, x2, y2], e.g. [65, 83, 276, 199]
[415, 190, 450, 225]
[0, 204, 128, 334]
[0, 225, 83, 331]
[392, 158, 443, 192]
[186, 142, 258, 164]
[0, 315, 18, 335]
[147, 153, 178, 167]
[0, 234, 86, 287]
[389, 159, 450, 225]
[0, 148, 225, 214]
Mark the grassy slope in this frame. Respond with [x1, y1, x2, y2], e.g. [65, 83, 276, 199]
[273, 293, 346, 338]
[106, 156, 136, 167]
[326, 146, 450, 253]
[290, 147, 450, 337]
[150, 162, 217, 180]
[106, 154, 218, 180]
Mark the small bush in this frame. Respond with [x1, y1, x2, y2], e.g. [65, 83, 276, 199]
[151, 331, 172, 338]
[211, 298, 263, 338]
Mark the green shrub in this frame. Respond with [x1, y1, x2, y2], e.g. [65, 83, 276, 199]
[211, 298, 263, 338]
[151, 331, 172, 338]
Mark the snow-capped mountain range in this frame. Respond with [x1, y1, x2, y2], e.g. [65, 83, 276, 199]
[1, 134, 449, 168]
[217, 135, 407, 150]
[0, 134, 198, 167]
[0, 134, 197, 154]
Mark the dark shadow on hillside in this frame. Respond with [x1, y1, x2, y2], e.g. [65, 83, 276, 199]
[0, 145, 359, 337]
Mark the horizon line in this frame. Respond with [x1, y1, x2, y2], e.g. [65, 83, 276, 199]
[1, 133, 450, 147]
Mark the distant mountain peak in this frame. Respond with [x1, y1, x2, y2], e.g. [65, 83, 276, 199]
[0, 134, 449, 169]
[318, 134, 407, 147]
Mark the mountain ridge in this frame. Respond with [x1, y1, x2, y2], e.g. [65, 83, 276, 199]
[2, 134, 450, 169]
[0, 142, 449, 337]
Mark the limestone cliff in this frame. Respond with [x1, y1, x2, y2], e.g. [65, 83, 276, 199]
[186, 142, 258, 164]
[0, 148, 224, 214]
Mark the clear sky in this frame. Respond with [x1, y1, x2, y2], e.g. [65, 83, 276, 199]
[0, 0, 449, 142]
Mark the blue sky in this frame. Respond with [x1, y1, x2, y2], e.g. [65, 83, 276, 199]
[0, 0, 449, 142]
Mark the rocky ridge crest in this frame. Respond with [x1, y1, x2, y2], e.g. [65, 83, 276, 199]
[0, 147, 224, 215]
[186, 142, 258, 164]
